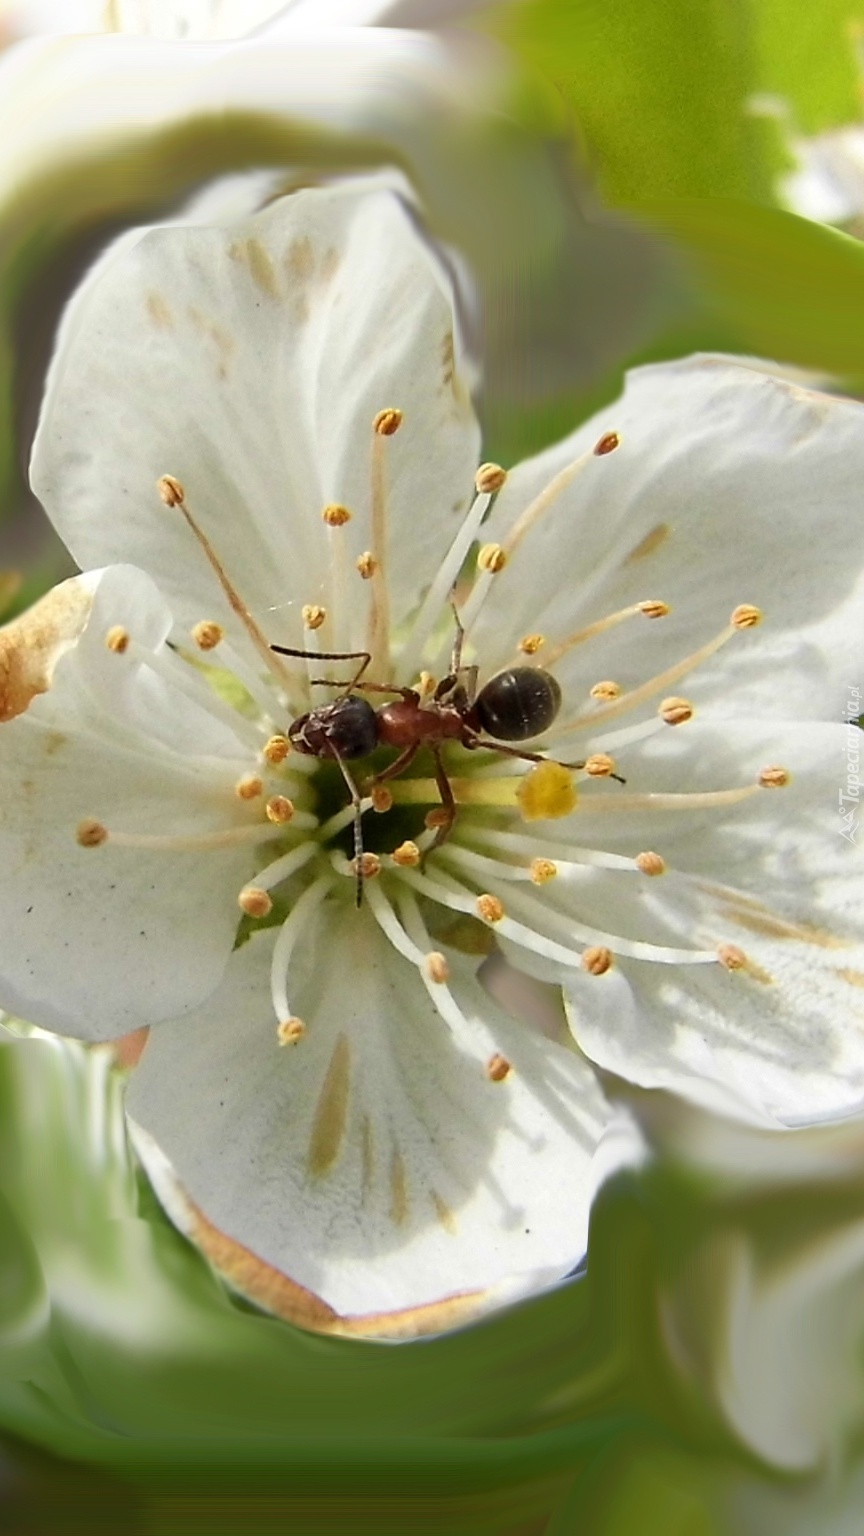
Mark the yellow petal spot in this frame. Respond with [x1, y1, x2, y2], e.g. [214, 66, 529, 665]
[265, 795, 295, 824]
[322, 503, 352, 527]
[475, 462, 508, 494]
[76, 818, 108, 848]
[594, 431, 620, 456]
[731, 603, 763, 629]
[517, 760, 578, 821]
[371, 786, 393, 813]
[391, 840, 421, 868]
[638, 599, 670, 620]
[262, 734, 290, 765]
[192, 620, 224, 651]
[373, 407, 403, 437]
[476, 893, 505, 924]
[486, 1053, 512, 1082]
[425, 952, 450, 984]
[235, 774, 263, 801]
[477, 542, 508, 575]
[302, 604, 326, 631]
[518, 633, 545, 657]
[636, 851, 666, 876]
[238, 886, 273, 918]
[308, 1034, 351, 1175]
[356, 552, 378, 580]
[277, 1017, 306, 1046]
[585, 754, 617, 778]
[105, 625, 129, 654]
[582, 945, 613, 975]
[530, 857, 558, 884]
[354, 852, 382, 880]
[157, 474, 185, 507]
[660, 695, 693, 726]
[591, 679, 621, 701]
[759, 765, 789, 789]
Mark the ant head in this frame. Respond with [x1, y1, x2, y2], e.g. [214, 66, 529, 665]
[289, 696, 379, 761]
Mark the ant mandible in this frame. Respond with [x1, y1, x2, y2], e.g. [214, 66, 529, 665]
[272, 613, 601, 905]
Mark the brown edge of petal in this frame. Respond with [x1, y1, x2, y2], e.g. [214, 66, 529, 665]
[137, 1132, 493, 1340]
[0, 576, 93, 722]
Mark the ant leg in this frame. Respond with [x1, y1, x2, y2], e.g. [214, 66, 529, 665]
[365, 741, 420, 789]
[270, 646, 371, 691]
[467, 737, 626, 783]
[331, 749, 367, 908]
[428, 744, 457, 848]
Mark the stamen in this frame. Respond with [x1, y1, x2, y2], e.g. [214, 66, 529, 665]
[477, 543, 508, 574]
[540, 599, 669, 669]
[123, 634, 263, 751]
[265, 795, 295, 825]
[322, 503, 352, 527]
[105, 625, 129, 654]
[594, 431, 620, 456]
[373, 407, 403, 437]
[591, 680, 621, 701]
[486, 1053, 512, 1082]
[636, 851, 666, 876]
[316, 797, 374, 841]
[270, 874, 333, 1029]
[356, 552, 378, 580]
[156, 476, 299, 692]
[519, 633, 545, 656]
[302, 604, 326, 632]
[76, 818, 108, 848]
[425, 952, 450, 984]
[465, 824, 647, 870]
[731, 604, 762, 629]
[558, 616, 746, 734]
[659, 697, 694, 726]
[263, 734, 290, 764]
[368, 411, 399, 673]
[398, 482, 498, 678]
[395, 887, 511, 1058]
[391, 840, 421, 868]
[371, 786, 393, 813]
[531, 858, 558, 884]
[235, 774, 264, 800]
[75, 819, 299, 853]
[238, 886, 273, 918]
[582, 946, 613, 975]
[476, 894, 505, 923]
[252, 840, 319, 893]
[475, 462, 508, 494]
[352, 852, 382, 882]
[322, 507, 352, 651]
[192, 620, 224, 651]
[277, 1017, 306, 1046]
[759, 765, 789, 788]
[584, 754, 618, 778]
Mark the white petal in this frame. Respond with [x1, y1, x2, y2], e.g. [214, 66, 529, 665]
[31, 180, 480, 653]
[0, 566, 262, 1037]
[126, 906, 611, 1315]
[469, 357, 864, 722]
[556, 719, 864, 1123]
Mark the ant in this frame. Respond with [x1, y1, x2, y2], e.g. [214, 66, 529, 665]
[272, 615, 612, 905]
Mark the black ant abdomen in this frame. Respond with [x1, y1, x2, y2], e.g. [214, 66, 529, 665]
[469, 667, 562, 742]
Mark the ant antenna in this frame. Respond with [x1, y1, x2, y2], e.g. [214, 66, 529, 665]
[270, 645, 372, 695]
[330, 748, 366, 908]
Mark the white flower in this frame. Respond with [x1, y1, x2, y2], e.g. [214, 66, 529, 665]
[5, 176, 864, 1328]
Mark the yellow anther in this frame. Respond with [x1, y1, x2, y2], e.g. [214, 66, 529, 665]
[425, 952, 450, 984]
[759, 765, 789, 789]
[262, 734, 290, 765]
[636, 851, 666, 876]
[321, 502, 352, 527]
[425, 807, 452, 831]
[373, 407, 403, 437]
[476, 894, 505, 924]
[235, 774, 263, 801]
[356, 552, 378, 580]
[354, 852, 382, 880]
[265, 795, 295, 824]
[475, 462, 508, 494]
[391, 840, 421, 868]
[594, 431, 620, 456]
[530, 857, 558, 884]
[277, 1017, 306, 1046]
[238, 886, 273, 918]
[518, 633, 545, 656]
[302, 604, 326, 631]
[639, 599, 670, 620]
[582, 945, 613, 975]
[660, 696, 693, 726]
[584, 754, 617, 778]
[517, 760, 578, 821]
[192, 620, 224, 651]
[76, 818, 108, 848]
[371, 785, 393, 813]
[731, 603, 763, 630]
[486, 1053, 513, 1082]
[157, 473, 185, 506]
[477, 542, 508, 575]
[591, 680, 621, 701]
[717, 943, 748, 971]
[105, 625, 129, 654]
